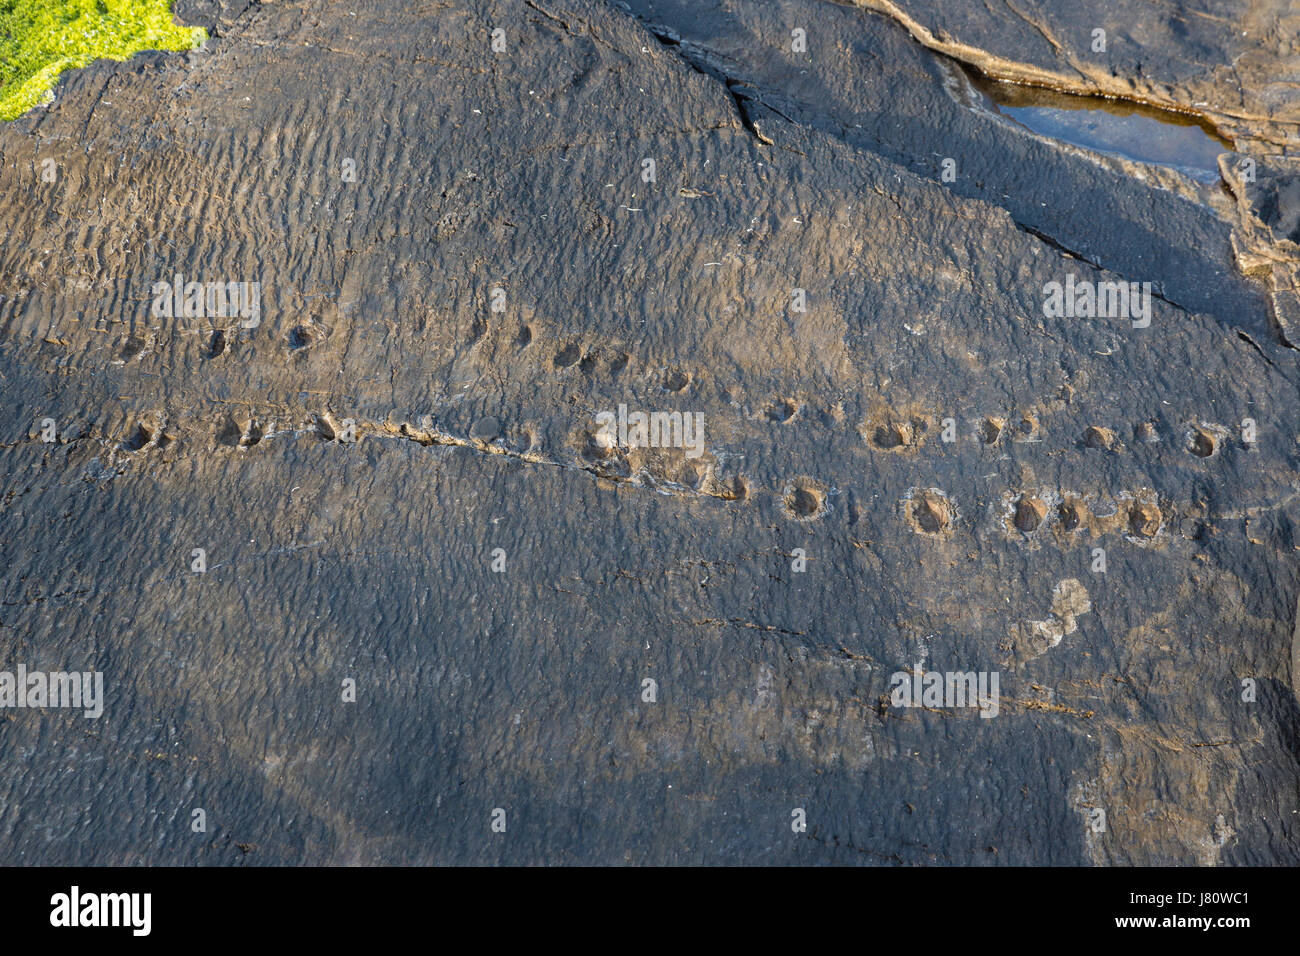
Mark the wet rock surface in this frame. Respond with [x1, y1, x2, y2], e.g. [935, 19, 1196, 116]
[845, 0, 1300, 150]
[0, 0, 1297, 864]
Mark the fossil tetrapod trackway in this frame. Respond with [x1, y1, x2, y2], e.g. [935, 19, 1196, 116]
[0, 0, 1296, 864]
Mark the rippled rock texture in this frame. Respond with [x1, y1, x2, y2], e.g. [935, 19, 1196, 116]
[0, 0, 1297, 864]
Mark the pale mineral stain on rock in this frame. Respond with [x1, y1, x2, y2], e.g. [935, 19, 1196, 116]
[1009, 578, 1092, 664]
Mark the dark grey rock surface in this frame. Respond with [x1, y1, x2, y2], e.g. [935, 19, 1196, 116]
[845, 0, 1300, 150]
[0, 0, 1297, 864]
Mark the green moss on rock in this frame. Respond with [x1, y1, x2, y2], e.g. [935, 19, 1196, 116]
[0, 0, 204, 120]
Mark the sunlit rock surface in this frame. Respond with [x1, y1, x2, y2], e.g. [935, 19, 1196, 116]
[0, 0, 1296, 864]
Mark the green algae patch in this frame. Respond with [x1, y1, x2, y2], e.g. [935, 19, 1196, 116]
[0, 0, 205, 120]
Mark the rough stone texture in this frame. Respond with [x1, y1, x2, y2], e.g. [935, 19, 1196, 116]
[0, 0, 1297, 864]
[839, 0, 1300, 342]
[847, 0, 1300, 150]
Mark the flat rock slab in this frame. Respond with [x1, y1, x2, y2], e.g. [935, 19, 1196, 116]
[846, 0, 1300, 149]
[0, 0, 1296, 864]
